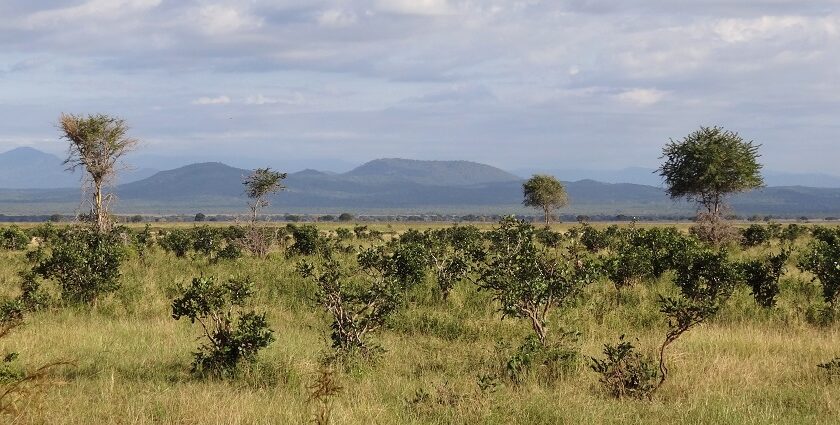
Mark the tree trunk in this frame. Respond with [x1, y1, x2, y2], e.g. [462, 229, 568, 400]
[94, 180, 106, 233]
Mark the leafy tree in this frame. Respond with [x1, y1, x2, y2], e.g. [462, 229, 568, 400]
[338, 213, 354, 222]
[129, 215, 143, 223]
[194, 213, 206, 222]
[159, 229, 193, 258]
[58, 113, 138, 233]
[522, 175, 569, 225]
[798, 227, 840, 317]
[243, 168, 286, 224]
[658, 126, 763, 243]
[171, 276, 274, 376]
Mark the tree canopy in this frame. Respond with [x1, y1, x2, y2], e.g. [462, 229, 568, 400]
[658, 126, 763, 217]
[522, 174, 569, 225]
[243, 168, 287, 223]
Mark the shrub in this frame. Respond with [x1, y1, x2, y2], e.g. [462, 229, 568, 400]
[656, 249, 739, 391]
[288, 224, 325, 256]
[171, 276, 274, 376]
[33, 227, 126, 304]
[740, 224, 773, 247]
[159, 229, 193, 258]
[590, 335, 658, 399]
[192, 225, 221, 258]
[741, 250, 789, 308]
[0, 227, 29, 251]
[300, 250, 410, 355]
[479, 217, 597, 346]
[503, 332, 579, 385]
[798, 227, 840, 313]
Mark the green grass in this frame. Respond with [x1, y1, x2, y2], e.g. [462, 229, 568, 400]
[0, 223, 838, 424]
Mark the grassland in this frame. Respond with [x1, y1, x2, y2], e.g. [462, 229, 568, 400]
[0, 222, 838, 424]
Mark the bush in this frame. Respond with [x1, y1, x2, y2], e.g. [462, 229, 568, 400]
[192, 225, 221, 258]
[740, 224, 773, 247]
[160, 229, 193, 258]
[590, 335, 658, 399]
[288, 224, 325, 256]
[171, 276, 274, 377]
[0, 226, 29, 251]
[503, 333, 579, 385]
[33, 227, 127, 304]
[798, 227, 840, 313]
[741, 250, 789, 308]
[338, 213, 354, 222]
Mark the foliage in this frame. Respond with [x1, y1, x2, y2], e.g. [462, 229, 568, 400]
[243, 168, 286, 223]
[159, 229, 193, 258]
[479, 217, 596, 345]
[741, 250, 789, 308]
[171, 276, 274, 376]
[522, 175, 569, 225]
[33, 226, 127, 304]
[590, 335, 659, 399]
[656, 249, 739, 391]
[0, 226, 29, 251]
[798, 227, 840, 312]
[59, 113, 138, 233]
[287, 224, 326, 257]
[300, 245, 418, 354]
[741, 224, 774, 247]
[503, 332, 579, 385]
[658, 126, 764, 217]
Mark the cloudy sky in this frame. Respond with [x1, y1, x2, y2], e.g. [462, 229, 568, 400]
[0, 0, 838, 173]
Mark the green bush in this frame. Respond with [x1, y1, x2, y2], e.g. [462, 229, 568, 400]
[33, 227, 127, 304]
[160, 229, 193, 258]
[741, 250, 789, 308]
[171, 276, 274, 377]
[288, 224, 325, 256]
[590, 335, 658, 399]
[0, 226, 29, 251]
[798, 227, 840, 314]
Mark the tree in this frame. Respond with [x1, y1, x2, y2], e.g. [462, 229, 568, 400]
[59, 113, 138, 233]
[658, 126, 763, 225]
[338, 213, 354, 222]
[243, 168, 286, 224]
[194, 213, 206, 222]
[522, 175, 569, 225]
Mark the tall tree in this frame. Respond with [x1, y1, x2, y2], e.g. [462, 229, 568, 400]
[59, 113, 138, 233]
[243, 168, 287, 223]
[522, 174, 569, 225]
[658, 126, 763, 220]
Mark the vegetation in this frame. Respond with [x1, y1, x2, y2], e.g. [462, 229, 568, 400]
[658, 126, 763, 243]
[522, 174, 569, 225]
[58, 113, 138, 233]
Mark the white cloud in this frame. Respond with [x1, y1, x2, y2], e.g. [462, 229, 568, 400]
[192, 95, 231, 105]
[23, 0, 162, 28]
[376, 0, 453, 16]
[615, 89, 668, 106]
[318, 9, 358, 27]
[192, 5, 262, 35]
[714, 16, 807, 43]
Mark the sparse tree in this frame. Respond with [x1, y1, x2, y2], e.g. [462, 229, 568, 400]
[658, 126, 763, 242]
[243, 168, 286, 224]
[522, 175, 569, 225]
[59, 113, 138, 233]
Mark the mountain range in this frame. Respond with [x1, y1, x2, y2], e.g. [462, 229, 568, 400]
[0, 148, 839, 217]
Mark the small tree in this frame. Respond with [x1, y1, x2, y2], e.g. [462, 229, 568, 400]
[194, 213, 206, 222]
[658, 126, 763, 243]
[522, 175, 569, 225]
[243, 168, 287, 224]
[338, 213, 354, 222]
[59, 113, 138, 233]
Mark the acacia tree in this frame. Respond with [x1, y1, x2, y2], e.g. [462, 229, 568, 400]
[243, 168, 287, 224]
[658, 126, 763, 241]
[522, 174, 569, 225]
[59, 113, 138, 233]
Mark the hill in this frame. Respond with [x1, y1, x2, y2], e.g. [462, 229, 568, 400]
[0, 157, 839, 216]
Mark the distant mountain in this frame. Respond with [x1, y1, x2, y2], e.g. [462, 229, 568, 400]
[345, 158, 520, 186]
[1, 156, 839, 216]
[0, 147, 158, 189]
[514, 167, 840, 188]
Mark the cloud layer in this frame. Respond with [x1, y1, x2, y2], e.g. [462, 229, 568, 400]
[0, 0, 837, 173]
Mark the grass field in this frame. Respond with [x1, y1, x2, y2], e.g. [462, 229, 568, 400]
[0, 222, 838, 424]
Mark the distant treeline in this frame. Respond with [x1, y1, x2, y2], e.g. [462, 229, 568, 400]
[2, 213, 835, 224]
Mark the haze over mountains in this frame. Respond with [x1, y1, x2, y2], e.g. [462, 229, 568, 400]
[1, 147, 839, 217]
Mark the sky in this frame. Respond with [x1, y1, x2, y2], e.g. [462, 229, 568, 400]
[0, 0, 838, 173]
